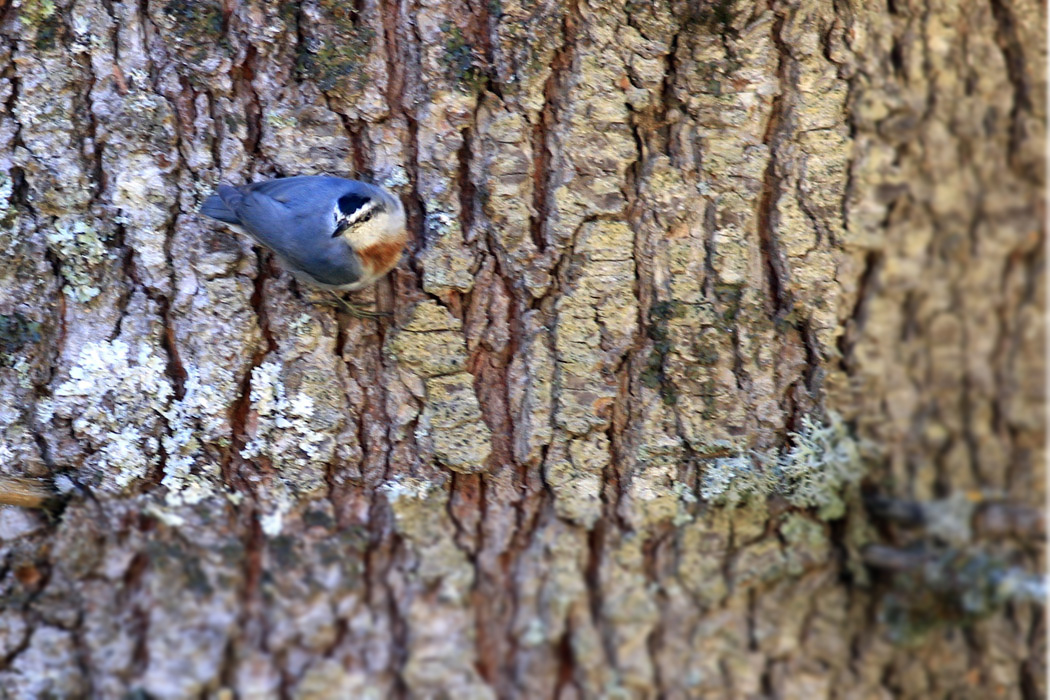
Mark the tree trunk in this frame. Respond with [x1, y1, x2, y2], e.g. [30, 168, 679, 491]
[0, 0, 1043, 697]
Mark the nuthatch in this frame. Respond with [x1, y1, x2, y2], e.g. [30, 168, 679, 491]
[200, 176, 408, 317]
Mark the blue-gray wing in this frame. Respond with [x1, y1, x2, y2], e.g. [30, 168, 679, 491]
[217, 185, 362, 287]
[248, 177, 387, 218]
[244, 176, 359, 206]
[200, 194, 240, 225]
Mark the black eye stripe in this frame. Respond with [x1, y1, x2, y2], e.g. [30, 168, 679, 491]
[335, 209, 377, 228]
[333, 206, 379, 237]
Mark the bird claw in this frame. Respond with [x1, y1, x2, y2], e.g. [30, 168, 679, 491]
[326, 292, 391, 319]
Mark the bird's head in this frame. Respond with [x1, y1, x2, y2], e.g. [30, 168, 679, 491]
[332, 186, 406, 252]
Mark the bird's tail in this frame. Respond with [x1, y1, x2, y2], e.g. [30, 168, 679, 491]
[199, 193, 240, 225]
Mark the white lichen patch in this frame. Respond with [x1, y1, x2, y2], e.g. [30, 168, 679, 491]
[259, 484, 294, 538]
[14, 0, 58, 25]
[378, 474, 434, 504]
[264, 110, 298, 130]
[47, 329, 226, 507]
[240, 361, 333, 496]
[382, 166, 410, 189]
[159, 367, 227, 507]
[0, 170, 12, 216]
[51, 337, 171, 491]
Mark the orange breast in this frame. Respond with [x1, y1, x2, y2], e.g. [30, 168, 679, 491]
[357, 237, 407, 278]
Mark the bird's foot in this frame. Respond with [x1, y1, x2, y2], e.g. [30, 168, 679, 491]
[326, 291, 391, 319]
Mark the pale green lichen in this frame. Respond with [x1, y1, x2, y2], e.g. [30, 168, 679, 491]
[289, 313, 316, 339]
[68, 11, 108, 54]
[12, 357, 34, 389]
[45, 217, 113, 302]
[381, 167, 410, 190]
[264, 111, 299, 130]
[701, 413, 867, 520]
[776, 413, 866, 520]
[16, 0, 56, 23]
[16, 0, 62, 51]
[699, 454, 776, 507]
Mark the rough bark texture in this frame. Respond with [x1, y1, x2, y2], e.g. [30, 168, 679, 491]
[0, 0, 1044, 697]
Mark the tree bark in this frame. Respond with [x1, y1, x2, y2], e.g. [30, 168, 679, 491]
[0, 0, 1044, 697]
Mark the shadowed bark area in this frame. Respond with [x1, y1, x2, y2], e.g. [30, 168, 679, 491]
[0, 0, 1044, 697]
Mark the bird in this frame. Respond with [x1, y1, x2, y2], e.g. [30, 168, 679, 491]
[199, 175, 408, 318]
